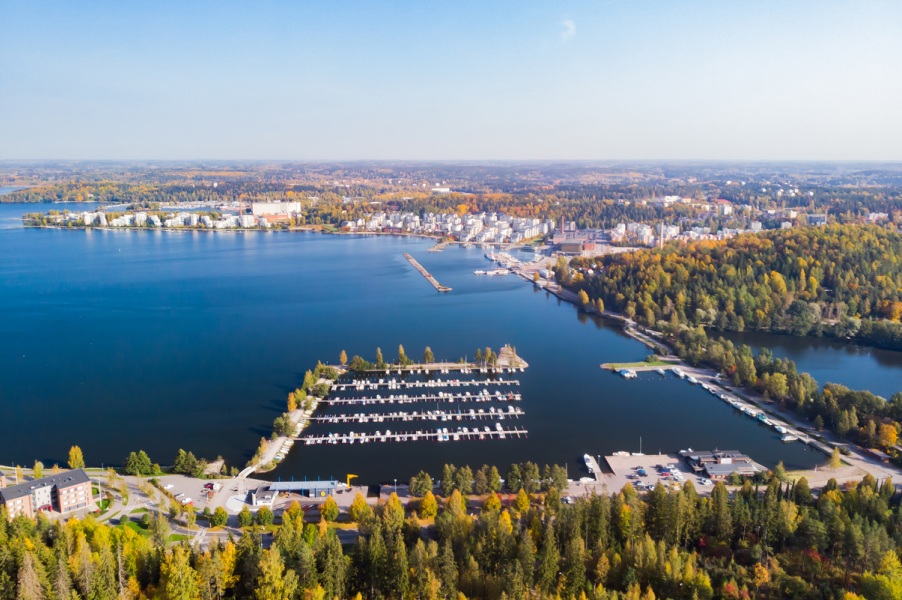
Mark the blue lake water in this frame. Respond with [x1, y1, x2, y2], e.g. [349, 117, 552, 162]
[3, 201, 894, 481]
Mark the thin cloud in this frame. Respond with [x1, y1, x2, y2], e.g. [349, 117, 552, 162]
[560, 19, 576, 42]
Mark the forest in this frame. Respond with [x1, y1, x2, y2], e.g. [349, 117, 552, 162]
[4, 468, 902, 600]
[571, 225, 902, 351]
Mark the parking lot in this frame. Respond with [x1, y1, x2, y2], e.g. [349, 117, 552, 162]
[152, 475, 221, 510]
[604, 453, 710, 492]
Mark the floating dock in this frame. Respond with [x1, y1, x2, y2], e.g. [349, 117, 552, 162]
[299, 426, 528, 444]
[404, 253, 451, 292]
[336, 378, 520, 391]
[322, 391, 522, 405]
[309, 407, 524, 422]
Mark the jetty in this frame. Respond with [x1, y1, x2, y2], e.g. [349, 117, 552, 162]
[404, 253, 451, 292]
[322, 391, 522, 405]
[298, 426, 528, 444]
[309, 406, 524, 422]
[584, 455, 603, 482]
[335, 378, 520, 391]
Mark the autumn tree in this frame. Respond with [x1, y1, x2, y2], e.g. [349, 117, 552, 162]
[68, 445, 85, 469]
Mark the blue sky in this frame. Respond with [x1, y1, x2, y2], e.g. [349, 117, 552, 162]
[2, 0, 900, 160]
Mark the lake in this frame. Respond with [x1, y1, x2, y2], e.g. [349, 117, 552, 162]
[1, 201, 877, 481]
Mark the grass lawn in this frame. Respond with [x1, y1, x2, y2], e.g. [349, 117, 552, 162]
[123, 522, 151, 537]
[169, 534, 189, 542]
[130, 508, 149, 514]
[606, 360, 678, 369]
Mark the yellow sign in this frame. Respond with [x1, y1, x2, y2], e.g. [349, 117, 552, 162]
[347, 474, 358, 487]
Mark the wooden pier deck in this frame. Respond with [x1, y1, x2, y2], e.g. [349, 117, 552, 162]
[347, 364, 525, 374]
[335, 378, 520, 391]
[322, 391, 522, 405]
[404, 253, 451, 292]
[298, 426, 528, 444]
[309, 407, 524, 422]
[585, 455, 603, 482]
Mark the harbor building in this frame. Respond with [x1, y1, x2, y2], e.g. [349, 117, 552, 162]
[0, 468, 95, 520]
[679, 449, 764, 480]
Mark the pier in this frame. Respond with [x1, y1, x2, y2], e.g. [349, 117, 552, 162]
[335, 378, 520, 391]
[322, 391, 522, 405]
[309, 406, 524, 422]
[585, 455, 603, 482]
[298, 426, 528, 444]
[404, 253, 451, 292]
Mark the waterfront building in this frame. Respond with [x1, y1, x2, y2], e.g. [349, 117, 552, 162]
[0, 468, 95, 520]
[679, 449, 764, 480]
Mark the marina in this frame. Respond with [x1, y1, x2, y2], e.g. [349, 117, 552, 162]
[404, 253, 452, 292]
[308, 406, 524, 422]
[298, 426, 529, 444]
[320, 391, 522, 405]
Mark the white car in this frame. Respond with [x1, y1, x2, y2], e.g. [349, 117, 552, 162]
[700, 478, 712, 486]
[164, 484, 174, 490]
[180, 497, 192, 505]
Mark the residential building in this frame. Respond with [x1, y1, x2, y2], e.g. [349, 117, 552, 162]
[251, 202, 301, 216]
[808, 214, 828, 225]
[0, 468, 95, 520]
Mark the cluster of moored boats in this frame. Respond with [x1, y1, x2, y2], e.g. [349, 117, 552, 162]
[322, 390, 522, 405]
[302, 422, 526, 444]
[311, 405, 523, 423]
[337, 374, 522, 391]
[617, 366, 808, 444]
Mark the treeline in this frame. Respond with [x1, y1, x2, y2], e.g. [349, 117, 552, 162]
[573, 224, 902, 351]
[672, 327, 902, 452]
[344, 346, 499, 372]
[123, 448, 239, 478]
[6, 468, 902, 600]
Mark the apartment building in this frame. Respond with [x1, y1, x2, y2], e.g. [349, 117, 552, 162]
[0, 468, 94, 520]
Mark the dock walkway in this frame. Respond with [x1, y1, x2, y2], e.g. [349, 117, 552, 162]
[298, 426, 528, 444]
[585, 456, 603, 482]
[404, 253, 451, 292]
[309, 407, 524, 422]
[321, 391, 522, 405]
[335, 378, 520, 391]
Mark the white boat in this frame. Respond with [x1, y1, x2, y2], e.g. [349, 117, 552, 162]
[656, 368, 666, 376]
[781, 435, 799, 443]
[584, 454, 594, 473]
[612, 451, 629, 457]
[619, 369, 638, 379]
[687, 376, 699, 384]
[775, 425, 787, 434]
[474, 270, 487, 275]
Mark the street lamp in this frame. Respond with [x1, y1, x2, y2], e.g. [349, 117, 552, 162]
[394, 478, 397, 494]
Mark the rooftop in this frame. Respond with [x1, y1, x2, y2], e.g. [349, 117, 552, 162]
[0, 468, 91, 502]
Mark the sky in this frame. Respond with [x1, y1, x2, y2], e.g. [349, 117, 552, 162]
[1, 0, 901, 161]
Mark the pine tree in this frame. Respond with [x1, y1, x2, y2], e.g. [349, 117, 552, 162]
[536, 522, 560, 595]
[441, 464, 456, 496]
[339, 350, 347, 365]
[439, 540, 458, 599]
[17, 552, 46, 600]
[488, 466, 502, 492]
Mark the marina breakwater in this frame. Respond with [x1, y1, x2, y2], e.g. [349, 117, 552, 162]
[404, 253, 452, 292]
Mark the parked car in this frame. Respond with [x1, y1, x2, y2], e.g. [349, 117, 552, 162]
[164, 484, 174, 490]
